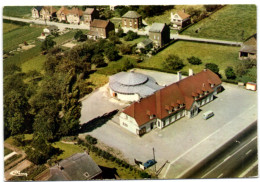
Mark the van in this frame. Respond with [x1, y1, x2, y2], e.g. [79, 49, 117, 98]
[203, 110, 214, 120]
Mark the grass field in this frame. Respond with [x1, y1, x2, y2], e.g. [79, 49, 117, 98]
[138, 41, 241, 78]
[54, 30, 78, 45]
[21, 55, 46, 73]
[3, 6, 33, 18]
[182, 5, 257, 41]
[3, 23, 22, 33]
[120, 35, 147, 45]
[3, 25, 43, 52]
[4, 147, 13, 156]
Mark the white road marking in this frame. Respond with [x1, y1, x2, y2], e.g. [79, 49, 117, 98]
[251, 136, 257, 142]
[201, 136, 257, 178]
[223, 155, 231, 162]
[163, 104, 256, 178]
[217, 173, 224, 178]
[246, 149, 252, 155]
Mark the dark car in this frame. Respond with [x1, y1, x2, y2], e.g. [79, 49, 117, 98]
[143, 159, 156, 169]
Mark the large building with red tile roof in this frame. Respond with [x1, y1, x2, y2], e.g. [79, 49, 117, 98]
[171, 10, 191, 29]
[119, 69, 222, 136]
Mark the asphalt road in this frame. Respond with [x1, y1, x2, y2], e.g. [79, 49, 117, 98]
[189, 124, 258, 178]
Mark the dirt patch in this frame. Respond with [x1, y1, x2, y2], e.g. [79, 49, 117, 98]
[21, 44, 35, 50]
[62, 42, 77, 48]
[5, 160, 32, 180]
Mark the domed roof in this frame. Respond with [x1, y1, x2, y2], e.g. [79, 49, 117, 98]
[115, 72, 148, 86]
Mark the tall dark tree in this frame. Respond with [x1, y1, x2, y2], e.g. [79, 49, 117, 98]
[41, 36, 56, 52]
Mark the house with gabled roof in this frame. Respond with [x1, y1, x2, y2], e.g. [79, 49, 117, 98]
[171, 10, 191, 29]
[66, 7, 83, 24]
[149, 23, 170, 47]
[82, 8, 99, 25]
[122, 11, 142, 29]
[31, 6, 43, 19]
[39, 6, 57, 21]
[119, 69, 222, 136]
[239, 34, 257, 60]
[56, 6, 70, 22]
[48, 152, 102, 180]
[89, 19, 115, 39]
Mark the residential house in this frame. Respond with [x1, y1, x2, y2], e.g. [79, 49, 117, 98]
[137, 38, 153, 50]
[82, 8, 99, 25]
[66, 7, 83, 24]
[122, 11, 142, 29]
[89, 19, 115, 39]
[171, 10, 191, 29]
[56, 6, 70, 22]
[48, 152, 102, 180]
[239, 34, 257, 60]
[39, 6, 57, 21]
[149, 23, 170, 47]
[31, 6, 43, 19]
[119, 69, 222, 136]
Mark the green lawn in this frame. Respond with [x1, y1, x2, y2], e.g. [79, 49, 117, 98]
[4, 147, 13, 156]
[120, 35, 147, 45]
[54, 30, 78, 45]
[3, 6, 33, 18]
[52, 142, 84, 160]
[21, 55, 46, 73]
[3, 25, 43, 52]
[138, 41, 241, 79]
[3, 23, 22, 33]
[182, 5, 256, 41]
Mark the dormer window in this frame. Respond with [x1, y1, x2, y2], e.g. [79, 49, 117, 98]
[211, 84, 215, 88]
[150, 114, 155, 119]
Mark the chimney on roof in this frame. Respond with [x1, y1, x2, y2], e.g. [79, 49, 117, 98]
[189, 69, 193, 76]
[177, 71, 182, 81]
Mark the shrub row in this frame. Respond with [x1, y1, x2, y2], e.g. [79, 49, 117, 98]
[134, 65, 189, 76]
[4, 154, 22, 166]
[221, 79, 239, 85]
[85, 135, 97, 145]
[3, 19, 29, 26]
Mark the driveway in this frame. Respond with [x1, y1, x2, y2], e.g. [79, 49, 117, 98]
[79, 82, 257, 177]
[80, 84, 129, 124]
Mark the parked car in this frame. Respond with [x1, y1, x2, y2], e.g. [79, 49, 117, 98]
[202, 110, 214, 120]
[143, 159, 156, 169]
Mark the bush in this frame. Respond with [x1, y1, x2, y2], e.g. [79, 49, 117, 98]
[13, 134, 25, 147]
[225, 66, 236, 79]
[187, 56, 202, 65]
[140, 171, 151, 178]
[121, 59, 134, 71]
[85, 135, 98, 145]
[162, 54, 184, 70]
[117, 27, 124, 37]
[104, 47, 120, 61]
[124, 30, 139, 41]
[205, 63, 219, 74]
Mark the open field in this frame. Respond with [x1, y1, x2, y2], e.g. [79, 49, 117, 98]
[21, 55, 46, 73]
[145, 5, 205, 25]
[182, 5, 256, 41]
[3, 23, 22, 33]
[138, 41, 241, 79]
[3, 25, 43, 53]
[3, 6, 33, 18]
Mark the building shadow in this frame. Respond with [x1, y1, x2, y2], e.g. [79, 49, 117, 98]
[99, 165, 119, 179]
[79, 109, 118, 133]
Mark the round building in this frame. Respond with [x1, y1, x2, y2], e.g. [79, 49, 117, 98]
[109, 71, 163, 102]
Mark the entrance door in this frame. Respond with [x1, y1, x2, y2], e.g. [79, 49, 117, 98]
[150, 122, 154, 130]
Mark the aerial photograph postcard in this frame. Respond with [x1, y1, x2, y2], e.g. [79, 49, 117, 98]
[2, 2, 258, 181]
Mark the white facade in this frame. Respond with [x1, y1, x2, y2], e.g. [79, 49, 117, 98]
[109, 88, 140, 102]
[31, 8, 40, 19]
[67, 14, 80, 24]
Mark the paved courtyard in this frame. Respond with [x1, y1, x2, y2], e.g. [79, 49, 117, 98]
[79, 72, 257, 177]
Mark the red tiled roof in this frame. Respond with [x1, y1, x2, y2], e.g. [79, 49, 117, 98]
[57, 7, 83, 16]
[42, 6, 57, 13]
[123, 69, 222, 126]
[57, 6, 70, 15]
[176, 10, 190, 20]
[84, 8, 95, 15]
[90, 19, 110, 28]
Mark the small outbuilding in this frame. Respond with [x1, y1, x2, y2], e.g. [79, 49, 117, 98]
[239, 34, 257, 60]
[137, 38, 153, 50]
[246, 82, 257, 91]
[109, 71, 163, 102]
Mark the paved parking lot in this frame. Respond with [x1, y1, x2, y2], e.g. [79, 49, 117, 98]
[79, 81, 257, 172]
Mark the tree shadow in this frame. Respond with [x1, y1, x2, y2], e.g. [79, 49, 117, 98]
[79, 109, 118, 133]
[99, 165, 119, 179]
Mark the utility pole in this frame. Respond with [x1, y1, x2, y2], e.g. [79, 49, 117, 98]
[153, 147, 156, 172]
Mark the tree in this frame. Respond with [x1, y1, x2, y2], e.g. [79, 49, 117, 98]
[41, 36, 56, 52]
[205, 63, 219, 74]
[187, 56, 202, 65]
[120, 44, 133, 55]
[104, 47, 120, 61]
[108, 31, 121, 44]
[162, 54, 184, 70]
[225, 66, 236, 80]
[91, 54, 106, 67]
[117, 27, 124, 37]
[121, 59, 134, 71]
[124, 30, 139, 41]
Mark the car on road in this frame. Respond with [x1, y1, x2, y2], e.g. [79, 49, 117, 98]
[203, 110, 214, 120]
[143, 159, 156, 169]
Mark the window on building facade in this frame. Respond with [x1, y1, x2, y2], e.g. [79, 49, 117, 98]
[124, 20, 126, 26]
[158, 36, 160, 40]
[123, 122, 128, 127]
[154, 35, 156, 39]
[157, 121, 160, 127]
[130, 21, 132, 27]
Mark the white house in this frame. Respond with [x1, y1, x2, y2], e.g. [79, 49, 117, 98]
[119, 69, 222, 136]
[170, 10, 191, 29]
